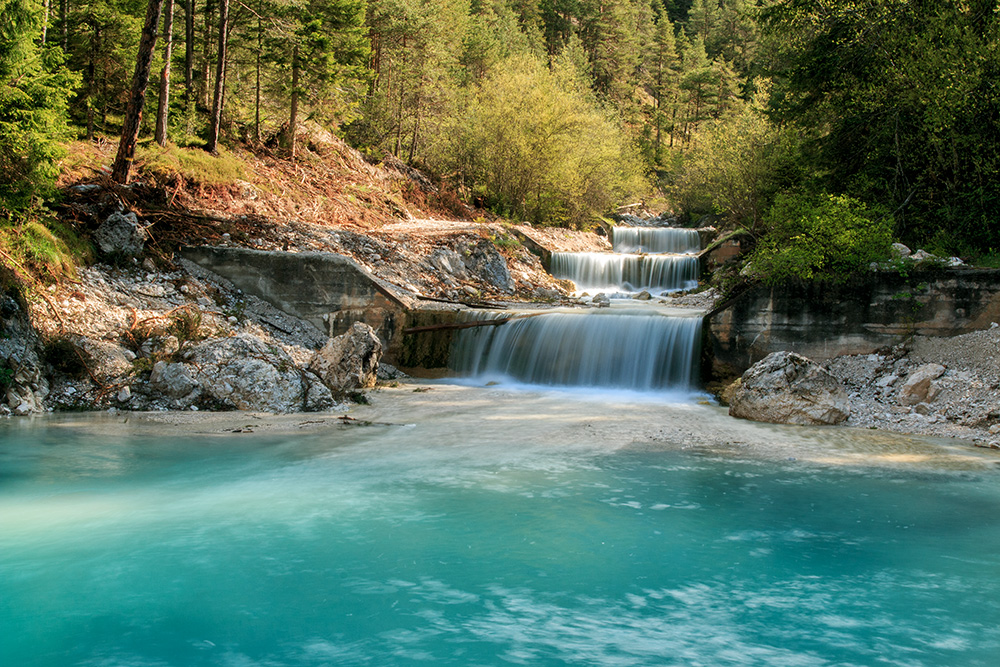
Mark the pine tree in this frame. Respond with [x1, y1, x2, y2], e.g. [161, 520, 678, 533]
[0, 0, 78, 214]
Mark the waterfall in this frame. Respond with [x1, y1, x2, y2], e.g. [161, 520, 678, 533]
[450, 310, 702, 391]
[550, 252, 699, 292]
[612, 227, 701, 255]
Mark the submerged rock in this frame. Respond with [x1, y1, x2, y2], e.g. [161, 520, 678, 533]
[309, 322, 383, 392]
[729, 351, 850, 426]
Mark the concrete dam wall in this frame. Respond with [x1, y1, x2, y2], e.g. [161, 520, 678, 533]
[704, 268, 1000, 379]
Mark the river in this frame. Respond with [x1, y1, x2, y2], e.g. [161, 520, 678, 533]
[2, 384, 1000, 666]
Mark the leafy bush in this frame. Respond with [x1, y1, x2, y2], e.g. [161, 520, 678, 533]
[442, 55, 646, 229]
[749, 193, 893, 284]
[671, 84, 804, 232]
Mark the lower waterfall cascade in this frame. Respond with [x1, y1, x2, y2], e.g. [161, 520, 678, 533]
[450, 309, 702, 391]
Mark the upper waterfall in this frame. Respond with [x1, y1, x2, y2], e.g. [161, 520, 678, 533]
[611, 227, 701, 255]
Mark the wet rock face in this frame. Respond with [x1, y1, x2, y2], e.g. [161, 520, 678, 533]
[309, 322, 383, 392]
[94, 211, 147, 257]
[729, 351, 851, 426]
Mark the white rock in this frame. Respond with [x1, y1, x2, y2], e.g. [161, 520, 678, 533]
[891, 243, 912, 258]
[729, 351, 851, 426]
[876, 374, 898, 388]
[117, 386, 132, 402]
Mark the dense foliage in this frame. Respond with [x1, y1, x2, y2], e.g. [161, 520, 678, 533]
[749, 193, 893, 284]
[0, 0, 77, 214]
[1, 0, 998, 277]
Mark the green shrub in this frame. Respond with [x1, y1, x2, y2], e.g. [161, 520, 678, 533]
[750, 193, 893, 284]
[671, 83, 805, 232]
[442, 55, 646, 229]
[0, 361, 13, 390]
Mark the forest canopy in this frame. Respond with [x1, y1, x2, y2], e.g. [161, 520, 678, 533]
[1, 0, 998, 270]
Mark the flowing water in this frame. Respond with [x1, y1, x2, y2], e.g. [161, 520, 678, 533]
[2, 389, 1000, 667]
[450, 308, 701, 391]
[611, 227, 701, 255]
[551, 224, 701, 293]
[549, 253, 700, 293]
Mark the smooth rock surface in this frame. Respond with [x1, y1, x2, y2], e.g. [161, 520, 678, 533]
[729, 351, 851, 426]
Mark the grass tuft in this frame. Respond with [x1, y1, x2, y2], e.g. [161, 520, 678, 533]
[134, 143, 245, 186]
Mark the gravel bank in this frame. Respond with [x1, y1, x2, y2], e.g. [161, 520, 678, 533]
[825, 327, 1000, 447]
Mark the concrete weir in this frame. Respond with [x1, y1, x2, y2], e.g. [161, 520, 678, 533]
[180, 246, 464, 373]
[704, 268, 1000, 380]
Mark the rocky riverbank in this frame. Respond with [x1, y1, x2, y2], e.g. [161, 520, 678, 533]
[825, 327, 1000, 447]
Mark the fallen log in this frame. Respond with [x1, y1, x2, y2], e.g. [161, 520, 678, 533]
[402, 311, 548, 335]
[402, 318, 511, 334]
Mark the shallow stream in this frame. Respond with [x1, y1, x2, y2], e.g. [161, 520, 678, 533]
[2, 385, 1000, 666]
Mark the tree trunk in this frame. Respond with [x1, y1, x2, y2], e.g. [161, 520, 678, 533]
[287, 45, 300, 158]
[41, 0, 49, 43]
[60, 0, 67, 50]
[184, 0, 194, 105]
[201, 0, 214, 108]
[155, 0, 175, 146]
[254, 8, 261, 143]
[111, 0, 165, 184]
[205, 0, 229, 154]
[85, 24, 98, 140]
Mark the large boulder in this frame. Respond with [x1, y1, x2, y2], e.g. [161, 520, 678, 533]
[729, 351, 851, 425]
[309, 322, 382, 392]
[462, 239, 514, 293]
[427, 240, 514, 294]
[148, 334, 333, 412]
[76, 337, 135, 383]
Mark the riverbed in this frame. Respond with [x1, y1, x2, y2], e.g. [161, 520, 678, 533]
[2, 383, 1000, 665]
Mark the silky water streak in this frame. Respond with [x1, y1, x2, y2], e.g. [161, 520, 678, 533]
[449, 309, 702, 391]
[550, 252, 699, 292]
[611, 226, 701, 255]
